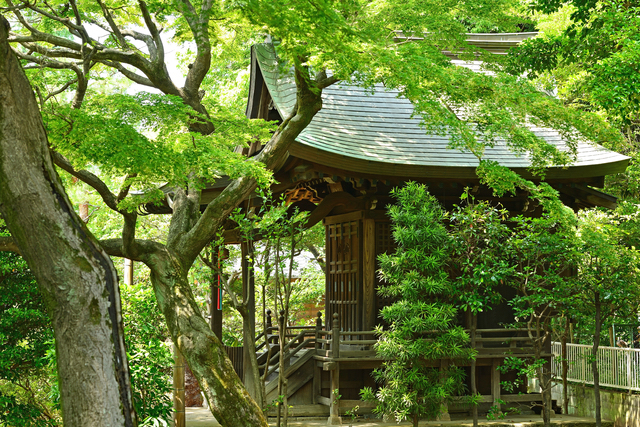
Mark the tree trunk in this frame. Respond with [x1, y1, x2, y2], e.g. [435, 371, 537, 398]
[146, 252, 268, 427]
[278, 310, 288, 427]
[241, 240, 264, 406]
[593, 292, 602, 427]
[0, 17, 136, 427]
[540, 372, 552, 427]
[243, 307, 265, 408]
[533, 331, 551, 427]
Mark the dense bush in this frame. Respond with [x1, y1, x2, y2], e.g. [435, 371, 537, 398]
[0, 230, 59, 426]
[121, 279, 173, 425]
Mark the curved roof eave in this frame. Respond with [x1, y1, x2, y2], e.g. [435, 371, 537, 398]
[253, 43, 630, 182]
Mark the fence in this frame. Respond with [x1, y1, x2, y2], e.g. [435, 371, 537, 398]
[551, 342, 640, 392]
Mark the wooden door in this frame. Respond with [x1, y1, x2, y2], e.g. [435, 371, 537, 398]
[325, 213, 362, 333]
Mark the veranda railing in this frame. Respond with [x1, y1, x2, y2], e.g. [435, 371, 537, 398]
[551, 342, 640, 392]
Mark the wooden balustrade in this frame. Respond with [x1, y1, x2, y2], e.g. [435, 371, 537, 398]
[253, 312, 535, 363]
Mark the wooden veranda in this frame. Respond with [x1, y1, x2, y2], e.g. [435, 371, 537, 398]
[235, 310, 551, 423]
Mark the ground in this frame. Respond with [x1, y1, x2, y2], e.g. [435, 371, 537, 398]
[185, 407, 613, 426]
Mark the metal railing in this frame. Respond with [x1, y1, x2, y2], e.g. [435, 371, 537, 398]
[551, 342, 640, 392]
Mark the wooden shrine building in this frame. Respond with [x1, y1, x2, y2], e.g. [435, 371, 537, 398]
[201, 33, 629, 423]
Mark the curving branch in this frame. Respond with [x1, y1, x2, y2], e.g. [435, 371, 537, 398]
[315, 70, 339, 89]
[100, 60, 155, 87]
[14, 41, 82, 60]
[23, 1, 84, 33]
[51, 151, 120, 212]
[116, 174, 137, 204]
[12, 49, 90, 107]
[95, 0, 127, 47]
[138, 0, 164, 65]
[41, 78, 79, 106]
[178, 0, 211, 97]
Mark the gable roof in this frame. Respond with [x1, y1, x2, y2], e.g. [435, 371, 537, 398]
[249, 41, 629, 181]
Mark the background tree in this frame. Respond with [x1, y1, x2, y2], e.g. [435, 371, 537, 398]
[362, 182, 472, 426]
[507, 0, 640, 200]
[448, 197, 512, 425]
[506, 215, 577, 427]
[574, 209, 640, 427]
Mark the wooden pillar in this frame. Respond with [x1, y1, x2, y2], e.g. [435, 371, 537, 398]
[609, 326, 615, 347]
[331, 313, 340, 358]
[328, 363, 341, 425]
[173, 345, 185, 427]
[209, 248, 223, 341]
[439, 359, 451, 421]
[79, 201, 89, 222]
[492, 358, 501, 411]
[241, 240, 256, 398]
[362, 218, 376, 331]
[328, 312, 341, 424]
[569, 321, 575, 344]
[313, 312, 323, 404]
[123, 258, 134, 286]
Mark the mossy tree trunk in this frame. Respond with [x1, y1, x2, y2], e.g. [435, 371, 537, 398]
[0, 17, 136, 427]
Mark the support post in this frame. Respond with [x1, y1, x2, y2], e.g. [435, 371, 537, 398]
[313, 312, 323, 404]
[332, 313, 340, 358]
[492, 358, 501, 411]
[439, 359, 451, 421]
[609, 326, 614, 347]
[209, 248, 223, 341]
[123, 258, 134, 286]
[241, 240, 257, 397]
[173, 345, 185, 427]
[315, 311, 323, 352]
[328, 363, 341, 425]
[362, 218, 376, 331]
[266, 309, 273, 348]
[569, 321, 575, 344]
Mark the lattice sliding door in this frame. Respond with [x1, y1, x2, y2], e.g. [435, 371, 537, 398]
[325, 216, 362, 334]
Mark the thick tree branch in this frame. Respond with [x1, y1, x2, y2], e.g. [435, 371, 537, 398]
[305, 243, 325, 270]
[68, 0, 92, 43]
[116, 174, 137, 204]
[178, 0, 211, 96]
[12, 50, 89, 107]
[178, 64, 324, 264]
[121, 213, 140, 259]
[101, 60, 155, 87]
[138, 0, 164, 64]
[315, 70, 339, 89]
[15, 41, 82, 60]
[100, 238, 165, 261]
[96, 0, 127, 48]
